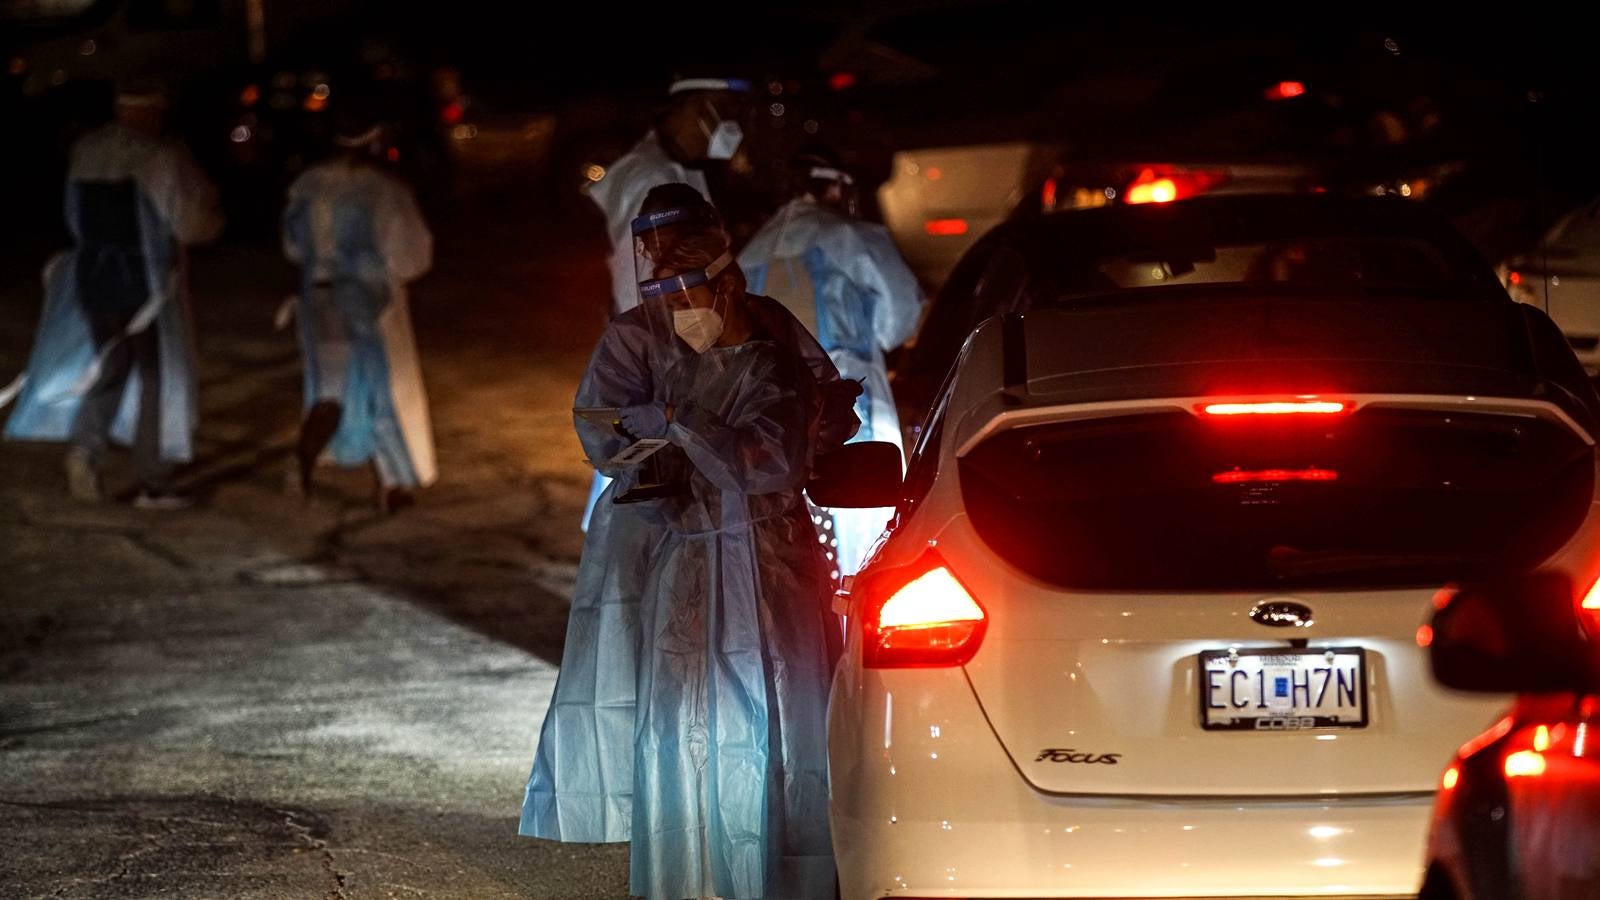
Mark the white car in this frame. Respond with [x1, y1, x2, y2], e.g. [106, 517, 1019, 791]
[820, 195, 1600, 898]
[1500, 197, 1600, 375]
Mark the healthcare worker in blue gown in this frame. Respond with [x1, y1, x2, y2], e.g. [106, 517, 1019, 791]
[3, 80, 222, 508]
[738, 150, 924, 575]
[281, 115, 436, 512]
[520, 186, 852, 899]
[580, 75, 754, 532]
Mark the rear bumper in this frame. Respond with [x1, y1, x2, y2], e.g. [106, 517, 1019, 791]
[829, 668, 1433, 899]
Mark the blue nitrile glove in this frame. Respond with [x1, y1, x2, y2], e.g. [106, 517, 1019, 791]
[619, 402, 670, 439]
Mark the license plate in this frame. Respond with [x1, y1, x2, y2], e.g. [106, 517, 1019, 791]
[1199, 647, 1368, 731]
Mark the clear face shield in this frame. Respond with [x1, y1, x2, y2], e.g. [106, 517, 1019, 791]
[808, 166, 858, 217]
[668, 78, 754, 162]
[632, 207, 734, 355]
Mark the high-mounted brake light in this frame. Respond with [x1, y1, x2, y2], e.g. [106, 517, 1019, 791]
[862, 561, 987, 668]
[1202, 400, 1348, 416]
[924, 218, 969, 236]
[1213, 467, 1339, 484]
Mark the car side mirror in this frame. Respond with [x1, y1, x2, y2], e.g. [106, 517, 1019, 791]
[1428, 571, 1600, 693]
[809, 441, 903, 508]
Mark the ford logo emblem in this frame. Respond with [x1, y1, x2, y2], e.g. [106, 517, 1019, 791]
[1250, 600, 1314, 628]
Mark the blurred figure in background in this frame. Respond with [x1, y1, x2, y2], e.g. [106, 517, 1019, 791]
[739, 149, 925, 574]
[579, 74, 754, 531]
[3, 79, 222, 509]
[281, 113, 436, 512]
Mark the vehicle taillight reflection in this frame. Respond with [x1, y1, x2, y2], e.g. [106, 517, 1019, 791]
[1202, 400, 1348, 417]
[1504, 750, 1547, 778]
[924, 218, 969, 236]
[865, 564, 987, 668]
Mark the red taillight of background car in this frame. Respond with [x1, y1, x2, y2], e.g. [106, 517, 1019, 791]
[861, 558, 987, 668]
[1125, 167, 1227, 205]
[924, 218, 970, 236]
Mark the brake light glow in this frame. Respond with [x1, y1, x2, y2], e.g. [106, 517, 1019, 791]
[1202, 400, 1348, 416]
[924, 218, 969, 236]
[828, 71, 857, 91]
[1441, 765, 1459, 790]
[1416, 624, 1434, 648]
[1504, 750, 1547, 778]
[1582, 576, 1600, 610]
[864, 563, 987, 668]
[1125, 167, 1226, 205]
[1266, 80, 1307, 101]
[1128, 177, 1178, 204]
[1509, 270, 1523, 286]
[1213, 467, 1338, 484]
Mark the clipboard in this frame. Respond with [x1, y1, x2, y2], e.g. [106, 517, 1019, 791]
[575, 407, 623, 430]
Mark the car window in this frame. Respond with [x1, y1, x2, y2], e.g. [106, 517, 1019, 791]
[898, 336, 969, 517]
[1047, 235, 1464, 300]
[959, 407, 1594, 591]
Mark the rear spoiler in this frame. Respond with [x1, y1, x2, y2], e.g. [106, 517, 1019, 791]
[955, 393, 1598, 460]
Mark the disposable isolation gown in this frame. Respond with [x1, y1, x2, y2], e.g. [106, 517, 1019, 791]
[4, 123, 221, 459]
[628, 340, 836, 899]
[282, 159, 437, 488]
[739, 198, 924, 573]
[521, 297, 856, 891]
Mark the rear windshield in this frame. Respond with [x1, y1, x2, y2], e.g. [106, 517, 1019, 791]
[960, 408, 1594, 591]
[1044, 234, 1472, 301]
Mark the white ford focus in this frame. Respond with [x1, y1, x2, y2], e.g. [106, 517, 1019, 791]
[819, 196, 1600, 899]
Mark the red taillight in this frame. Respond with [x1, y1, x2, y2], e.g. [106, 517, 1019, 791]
[828, 71, 857, 91]
[1125, 167, 1226, 205]
[862, 561, 987, 668]
[1202, 400, 1348, 417]
[1415, 624, 1434, 648]
[441, 100, 464, 125]
[1213, 467, 1338, 484]
[1582, 576, 1600, 610]
[1041, 176, 1058, 212]
[924, 218, 969, 236]
[1266, 80, 1307, 101]
[1509, 270, 1523, 286]
[1504, 750, 1547, 778]
[1441, 765, 1460, 790]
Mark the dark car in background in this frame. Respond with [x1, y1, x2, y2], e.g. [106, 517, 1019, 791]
[1421, 569, 1600, 898]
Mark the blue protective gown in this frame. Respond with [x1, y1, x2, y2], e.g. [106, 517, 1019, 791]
[282, 159, 436, 489]
[4, 123, 221, 457]
[521, 298, 854, 899]
[738, 198, 924, 574]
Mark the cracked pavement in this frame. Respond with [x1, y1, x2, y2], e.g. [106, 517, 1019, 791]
[0, 178, 635, 897]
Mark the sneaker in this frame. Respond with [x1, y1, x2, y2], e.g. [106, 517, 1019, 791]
[64, 448, 102, 502]
[133, 489, 194, 511]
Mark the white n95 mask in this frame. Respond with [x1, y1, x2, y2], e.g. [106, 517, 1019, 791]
[673, 307, 724, 353]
